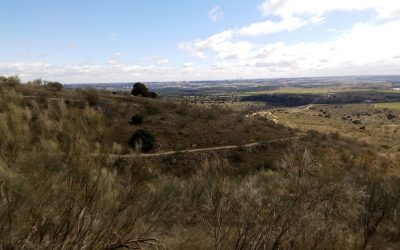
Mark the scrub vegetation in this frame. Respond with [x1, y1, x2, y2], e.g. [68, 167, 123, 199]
[1, 77, 400, 249]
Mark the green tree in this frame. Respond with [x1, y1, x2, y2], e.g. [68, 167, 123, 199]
[131, 82, 157, 98]
[131, 82, 150, 97]
[129, 129, 155, 152]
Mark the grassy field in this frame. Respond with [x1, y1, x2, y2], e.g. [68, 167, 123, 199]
[258, 103, 400, 174]
[242, 87, 390, 95]
[242, 86, 400, 96]
[372, 90, 400, 94]
[375, 102, 400, 109]
[243, 87, 334, 95]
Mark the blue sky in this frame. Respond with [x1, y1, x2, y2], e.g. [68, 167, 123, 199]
[1, 0, 400, 83]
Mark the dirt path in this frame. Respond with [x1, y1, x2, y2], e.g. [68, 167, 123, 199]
[288, 104, 314, 113]
[110, 136, 298, 158]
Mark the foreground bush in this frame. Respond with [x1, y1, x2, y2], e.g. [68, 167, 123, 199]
[0, 75, 21, 87]
[128, 129, 155, 152]
[0, 85, 170, 248]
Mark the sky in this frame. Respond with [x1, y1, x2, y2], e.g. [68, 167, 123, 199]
[1, 0, 400, 83]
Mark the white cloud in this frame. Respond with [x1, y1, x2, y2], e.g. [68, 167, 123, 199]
[179, 30, 253, 60]
[255, 20, 400, 73]
[260, 0, 400, 20]
[236, 0, 400, 38]
[0, 62, 179, 82]
[180, 0, 400, 78]
[178, 19, 400, 78]
[239, 16, 311, 36]
[209, 6, 224, 22]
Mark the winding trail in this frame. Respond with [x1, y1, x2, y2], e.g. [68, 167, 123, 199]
[110, 136, 298, 158]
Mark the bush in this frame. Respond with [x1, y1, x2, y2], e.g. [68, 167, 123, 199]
[131, 82, 157, 98]
[0, 76, 6, 83]
[130, 114, 143, 125]
[387, 113, 396, 120]
[84, 88, 100, 106]
[27, 78, 43, 86]
[149, 91, 158, 98]
[45, 81, 63, 91]
[129, 129, 155, 152]
[2, 75, 21, 87]
[131, 82, 149, 97]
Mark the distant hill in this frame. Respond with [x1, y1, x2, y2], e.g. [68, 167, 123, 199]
[65, 75, 400, 95]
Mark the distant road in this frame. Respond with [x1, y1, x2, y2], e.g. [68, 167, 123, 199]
[109, 136, 298, 158]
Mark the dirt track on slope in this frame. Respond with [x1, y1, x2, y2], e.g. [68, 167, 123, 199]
[110, 136, 298, 158]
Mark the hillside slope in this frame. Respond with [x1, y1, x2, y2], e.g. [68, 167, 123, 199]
[1, 79, 399, 249]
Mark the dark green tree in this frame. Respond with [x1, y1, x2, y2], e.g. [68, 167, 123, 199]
[129, 130, 155, 152]
[131, 82, 150, 97]
[131, 82, 158, 98]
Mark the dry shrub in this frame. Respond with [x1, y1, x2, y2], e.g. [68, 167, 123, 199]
[174, 144, 400, 249]
[0, 84, 173, 249]
[1, 83, 400, 249]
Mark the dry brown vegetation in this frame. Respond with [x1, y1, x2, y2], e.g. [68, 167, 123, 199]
[1, 79, 400, 249]
[264, 103, 400, 173]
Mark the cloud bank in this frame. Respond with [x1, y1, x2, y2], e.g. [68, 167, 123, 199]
[178, 0, 400, 80]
